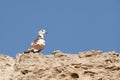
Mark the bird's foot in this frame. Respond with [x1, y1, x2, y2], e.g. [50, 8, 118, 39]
[24, 50, 40, 54]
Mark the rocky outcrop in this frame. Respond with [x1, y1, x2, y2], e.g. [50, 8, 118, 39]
[0, 54, 14, 80]
[0, 50, 120, 80]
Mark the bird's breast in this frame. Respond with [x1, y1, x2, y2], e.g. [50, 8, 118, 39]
[37, 39, 45, 45]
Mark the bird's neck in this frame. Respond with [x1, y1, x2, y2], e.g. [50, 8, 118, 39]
[39, 34, 44, 39]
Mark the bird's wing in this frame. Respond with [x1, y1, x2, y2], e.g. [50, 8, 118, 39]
[29, 37, 44, 50]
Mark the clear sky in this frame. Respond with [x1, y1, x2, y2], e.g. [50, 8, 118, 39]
[0, 0, 120, 57]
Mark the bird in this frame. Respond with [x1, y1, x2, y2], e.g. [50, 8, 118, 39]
[24, 29, 47, 53]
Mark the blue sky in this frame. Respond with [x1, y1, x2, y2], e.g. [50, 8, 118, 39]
[0, 0, 120, 57]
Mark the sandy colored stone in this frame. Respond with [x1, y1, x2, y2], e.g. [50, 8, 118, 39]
[0, 50, 120, 80]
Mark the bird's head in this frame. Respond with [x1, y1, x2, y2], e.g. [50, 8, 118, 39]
[38, 29, 47, 38]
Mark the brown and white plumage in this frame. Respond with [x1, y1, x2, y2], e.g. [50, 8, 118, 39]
[24, 29, 47, 53]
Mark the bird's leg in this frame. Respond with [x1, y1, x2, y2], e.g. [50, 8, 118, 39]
[36, 50, 40, 53]
[33, 51, 37, 53]
[24, 49, 41, 53]
[32, 50, 40, 53]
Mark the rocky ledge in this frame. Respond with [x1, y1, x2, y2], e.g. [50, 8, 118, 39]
[0, 50, 120, 80]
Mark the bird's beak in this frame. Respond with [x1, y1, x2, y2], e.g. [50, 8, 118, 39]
[46, 32, 48, 34]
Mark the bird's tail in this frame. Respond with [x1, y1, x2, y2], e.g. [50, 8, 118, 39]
[24, 49, 33, 53]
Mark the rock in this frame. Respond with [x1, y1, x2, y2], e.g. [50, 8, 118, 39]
[0, 50, 120, 80]
[52, 50, 66, 57]
[0, 54, 14, 80]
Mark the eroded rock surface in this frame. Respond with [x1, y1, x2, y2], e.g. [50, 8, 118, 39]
[0, 50, 120, 80]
